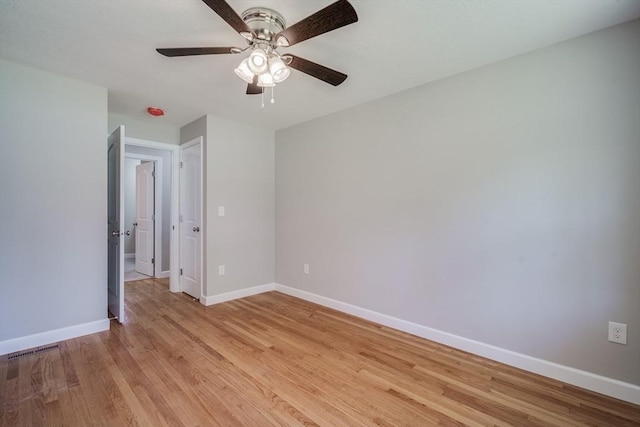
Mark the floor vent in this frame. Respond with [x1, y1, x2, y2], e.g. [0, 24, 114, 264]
[7, 344, 60, 360]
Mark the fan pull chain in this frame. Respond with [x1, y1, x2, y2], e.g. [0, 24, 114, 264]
[261, 87, 265, 108]
[271, 86, 275, 104]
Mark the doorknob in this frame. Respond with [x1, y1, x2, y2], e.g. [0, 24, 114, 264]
[133, 222, 138, 227]
[126, 230, 131, 236]
[111, 230, 120, 237]
[193, 226, 200, 232]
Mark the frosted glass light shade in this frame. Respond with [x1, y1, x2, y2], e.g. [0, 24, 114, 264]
[234, 59, 254, 84]
[269, 57, 290, 83]
[248, 48, 268, 74]
[257, 72, 275, 87]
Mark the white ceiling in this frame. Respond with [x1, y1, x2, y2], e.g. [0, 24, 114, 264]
[1, 0, 639, 131]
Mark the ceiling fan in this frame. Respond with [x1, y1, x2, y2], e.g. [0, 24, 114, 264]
[156, 0, 358, 96]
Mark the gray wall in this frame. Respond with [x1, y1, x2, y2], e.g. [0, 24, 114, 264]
[0, 59, 108, 340]
[181, 115, 275, 297]
[275, 20, 640, 385]
[109, 113, 179, 145]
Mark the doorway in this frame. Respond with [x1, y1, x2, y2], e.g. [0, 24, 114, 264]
[123, 154, 162, 282]
[124, 137, 180, 292]
[107, 129, 202, 321]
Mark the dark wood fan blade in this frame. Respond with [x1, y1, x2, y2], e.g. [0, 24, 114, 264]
[201, 0, 251, 35]
[246, 76, 262, 95]
[287, 55, 347, 86]
[156, 47, 236, 57]
[275, 0, 358, 47]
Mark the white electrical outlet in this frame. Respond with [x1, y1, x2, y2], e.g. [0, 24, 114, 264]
[608, 321, 627, 344]
[303, 263, 309, 274]
[218, 265, 225, 276]
[218, 206, 225, 217]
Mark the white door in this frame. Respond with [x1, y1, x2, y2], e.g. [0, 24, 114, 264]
[135, 161, 155, 276]
[107, 126, 125, 323]
[180, 141, 202, 299]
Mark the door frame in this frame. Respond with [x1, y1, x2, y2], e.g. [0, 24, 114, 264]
[125, 137, 180, 292]
[125, 154, 163, 277]
[180, 136, 204, 300]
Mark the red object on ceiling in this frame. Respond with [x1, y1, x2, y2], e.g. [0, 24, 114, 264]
[147, 107, 164, 116]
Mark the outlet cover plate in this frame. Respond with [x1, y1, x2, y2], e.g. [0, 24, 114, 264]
[608, 321, 627, 344]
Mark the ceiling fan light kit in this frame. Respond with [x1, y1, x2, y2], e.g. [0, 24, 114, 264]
[236, 8, 289, 93]
[258, 72, 275, 88]
[247, 47, 269, 74]
[268, 56, 290, 83]
[157, 0, 358, 106]
[234, 58, 254, 83]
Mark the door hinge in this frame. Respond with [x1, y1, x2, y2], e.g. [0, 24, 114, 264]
[152, 214, 155, 221]
[180, 161, 184, 168]
[151, 171, 155, 178]
[152, 258, 155, 265]
[179, 214, 183, 222]
[180, 268, 183, 275]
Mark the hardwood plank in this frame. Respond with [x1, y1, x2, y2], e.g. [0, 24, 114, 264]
[1, 360, 20, 427]
[1, 278, 639, 426]
[16, 358, 33, 426]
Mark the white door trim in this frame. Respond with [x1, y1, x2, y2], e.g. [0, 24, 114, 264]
[179, 137, 204, 300]
[125, 137, 180, 292]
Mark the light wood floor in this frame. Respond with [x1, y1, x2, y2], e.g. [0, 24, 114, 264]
[1, 278, 639, 426]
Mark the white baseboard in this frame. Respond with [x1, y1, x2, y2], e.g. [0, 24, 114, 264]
[273, 284, 640, 405]
[156, 270, 170, 279]
[127, 278, 640, 405]
[0, 319, 110, 356]
[125, 253, 135, 259]
[202, 283, 276, 306]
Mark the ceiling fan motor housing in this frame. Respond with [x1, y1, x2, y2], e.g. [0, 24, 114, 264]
[241, 8, 286, 44]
